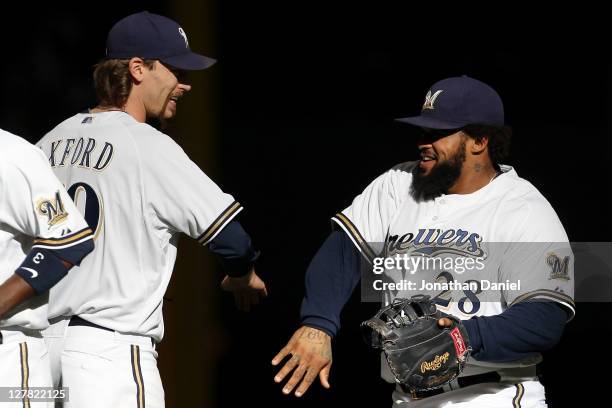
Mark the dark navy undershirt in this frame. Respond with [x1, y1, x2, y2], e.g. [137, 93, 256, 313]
[300, 230, 569, 362]
[208, 221, 259, 277]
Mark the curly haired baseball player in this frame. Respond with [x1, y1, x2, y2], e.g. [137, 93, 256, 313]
[36, 11, 267, 408]
[272, 76, 574, 407]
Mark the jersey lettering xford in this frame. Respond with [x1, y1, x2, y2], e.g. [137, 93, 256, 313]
[37, 112, 241, 341]
[0, 130, 92, 329]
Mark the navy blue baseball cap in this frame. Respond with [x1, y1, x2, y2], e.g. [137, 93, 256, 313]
[396, 76, 504, 129]
[105, 11, 216, 70]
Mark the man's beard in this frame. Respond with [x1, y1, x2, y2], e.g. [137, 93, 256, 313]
[410, 141, 466, 201]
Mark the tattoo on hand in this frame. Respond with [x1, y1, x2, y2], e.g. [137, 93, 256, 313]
[299, 328, 332, 360]
[301, 329, 324, 342]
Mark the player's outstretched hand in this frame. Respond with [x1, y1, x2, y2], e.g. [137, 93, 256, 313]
[272, 326, 332, 397]
[220, 266, 268, 312]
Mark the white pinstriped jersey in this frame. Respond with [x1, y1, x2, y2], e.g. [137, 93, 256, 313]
[332, 161, 574, 370]
[0, 130, 92, 330]
[37, 111, 241, 341]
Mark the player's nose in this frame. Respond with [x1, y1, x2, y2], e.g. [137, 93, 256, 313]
[177, 83, 192, 92]
[416, 133, 436, 146]
[416, 140, 434, 150]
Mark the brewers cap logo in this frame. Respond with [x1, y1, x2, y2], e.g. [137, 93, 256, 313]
[178, 27, 189, 48]
[422, 90, 443, 110]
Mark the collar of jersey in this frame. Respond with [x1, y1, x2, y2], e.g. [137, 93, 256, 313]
[435, 165, 516, 204]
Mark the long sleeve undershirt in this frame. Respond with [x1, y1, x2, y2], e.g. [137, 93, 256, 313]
[208, 221, 259, 277]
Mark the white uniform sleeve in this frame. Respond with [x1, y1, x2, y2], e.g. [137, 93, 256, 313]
[499, 193, 575, 319]
[1, 147, 93, 248]
[139, 129, 240, 245]
[331, 162, 414, 262]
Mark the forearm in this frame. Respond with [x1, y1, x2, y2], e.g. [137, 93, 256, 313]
[208, 221, 259, 277]
[463, 300, 568, 362]
[300, 230, 362, 337]
[0, 274, 35, 319]
[3, 244, 84, 318]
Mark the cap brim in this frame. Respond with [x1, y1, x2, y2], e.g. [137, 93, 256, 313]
[161, 52, 217, 71]
[395, 115, 465, 130]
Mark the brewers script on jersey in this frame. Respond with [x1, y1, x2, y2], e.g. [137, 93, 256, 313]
[0, 129, 93, 405]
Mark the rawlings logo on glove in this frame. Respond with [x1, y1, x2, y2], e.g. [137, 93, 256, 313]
[360, 295, 471, 392]
[421, 352, 450, 373]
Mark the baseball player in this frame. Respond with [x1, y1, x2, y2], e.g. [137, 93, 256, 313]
[36, 12, 267, 408]
[0, 129, 94, 407]
[272, 76, 574, 407]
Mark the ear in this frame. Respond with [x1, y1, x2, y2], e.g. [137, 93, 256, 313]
[469, 135, 489, 155]
[128, 57, 147, 83]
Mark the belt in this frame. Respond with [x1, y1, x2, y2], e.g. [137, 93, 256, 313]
[68, 316, 155, 347]
[69, 315, 114, 332]
[402, 371, 502, 400]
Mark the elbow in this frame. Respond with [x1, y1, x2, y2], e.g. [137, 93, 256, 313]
[536, 323, 566, 351]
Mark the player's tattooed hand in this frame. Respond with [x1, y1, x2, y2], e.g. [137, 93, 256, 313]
[272, 326, 332, 397]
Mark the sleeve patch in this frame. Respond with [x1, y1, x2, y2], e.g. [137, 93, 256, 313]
[36, 190, 69, 227]
[546, 253, 571, 281]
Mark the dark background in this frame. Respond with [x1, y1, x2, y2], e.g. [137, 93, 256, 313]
[1, 3, 608, 407]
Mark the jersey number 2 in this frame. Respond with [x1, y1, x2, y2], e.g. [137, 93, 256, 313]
[67, 182, 102, 237]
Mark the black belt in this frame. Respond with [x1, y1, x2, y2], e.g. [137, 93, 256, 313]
[402, 371, 502, 399]
[69, 315, 114, 332]
[68, 315, 155, 346]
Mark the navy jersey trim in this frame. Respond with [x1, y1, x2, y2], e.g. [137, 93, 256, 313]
[510, 289, 575, 319]
[20, 342, 30, 408]
[33, 227, 93, 248]
[331, 212, 376, 263]
[512, 383, 524, 408]
[197, 201, 243, 246]
[49, 238, 95, 266]
[131, 345, 145, 408]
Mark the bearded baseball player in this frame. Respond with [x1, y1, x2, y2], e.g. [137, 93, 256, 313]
[272, 76, 574, 407]
[36, 11, 267, 408]
[0, 129, 94, 407]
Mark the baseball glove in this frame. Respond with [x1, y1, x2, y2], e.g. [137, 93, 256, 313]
[360, 295, 470, 392]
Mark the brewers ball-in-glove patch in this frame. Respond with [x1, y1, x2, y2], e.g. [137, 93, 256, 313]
[361, 295, 470, 392]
